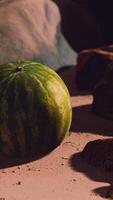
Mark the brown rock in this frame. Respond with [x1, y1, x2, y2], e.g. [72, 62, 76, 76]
[54, 0, 113, 46]
[92, 61, 113, 120]
[76, 45, 113, 91]
[53, 0, 102, 51]
[76, 0, 113, 45]
[81, 138, 113, 171]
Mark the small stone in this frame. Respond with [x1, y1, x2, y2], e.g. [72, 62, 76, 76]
[61, 157, 68, 160]
[17, 166, 20, 170]
[61, 163, 64, 166]
[2, 170, 6, 173]
[16, 181, 21, 185]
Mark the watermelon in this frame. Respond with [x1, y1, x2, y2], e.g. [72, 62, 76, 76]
[0, 61, 72, 158]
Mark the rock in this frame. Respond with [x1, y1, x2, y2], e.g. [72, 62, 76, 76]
[53, 0, 102, 51]
[81, 138, 113, 171]
[76, 45, 113, 91]
[92, 60, 113, 120]
[54, 0, 113, 50]
[76, 45, 113, 120]
[77, 0, 113, 45]
[0, 0, 76, 70]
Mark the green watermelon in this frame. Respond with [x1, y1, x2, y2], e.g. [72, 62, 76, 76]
[0, 61, 72, 158]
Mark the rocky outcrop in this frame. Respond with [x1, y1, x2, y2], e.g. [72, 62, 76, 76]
[76, 46, 113, 91]
[74, 44, 113, 120]
[54, 0, 113, 49]
[81, 138, 113, 171]
[53, 0, 102, 51]
[0, 0, 76, 70]
[76, 0, 113, 45]
[92, 61, 113, 120]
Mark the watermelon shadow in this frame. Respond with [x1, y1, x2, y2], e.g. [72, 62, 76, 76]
[0, 145, 58, 169]
[0, 154, 38, 169]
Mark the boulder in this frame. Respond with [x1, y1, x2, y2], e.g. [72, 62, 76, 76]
[53, 0, 102, 51]
[54, 0, 113, 50]
[81, 138, 113, 171]
[76, 0, 113, 45]
[0, 0, 76, 70]
[76, 45, 113, 91]
[92, 61, 113, 120]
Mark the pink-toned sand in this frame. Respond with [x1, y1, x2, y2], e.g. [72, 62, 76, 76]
[0, 66, 113, 200]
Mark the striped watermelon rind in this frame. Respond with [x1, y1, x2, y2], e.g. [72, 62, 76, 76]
[0, 61, 72, 157]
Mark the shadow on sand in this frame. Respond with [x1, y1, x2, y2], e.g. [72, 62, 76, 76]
[0, 154, 44, 169]
[69, 152, 113, 198]
[69, 102, 113, 198]
[0, 148, 55, 169]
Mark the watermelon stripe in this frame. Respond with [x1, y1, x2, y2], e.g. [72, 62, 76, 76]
[13, 75, 37, 156]
[29, 79, 58, 154]
[0, 82, 20, 156]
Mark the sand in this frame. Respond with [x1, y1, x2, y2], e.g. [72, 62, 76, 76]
[0, 66, 113, 200]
